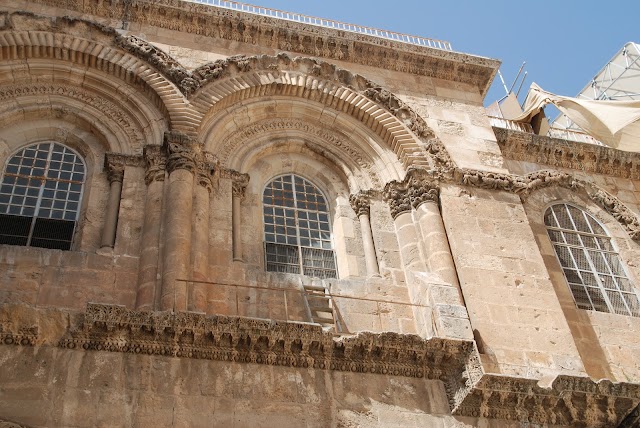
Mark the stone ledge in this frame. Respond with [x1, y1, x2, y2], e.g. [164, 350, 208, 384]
[494, 127, 640, 180]
[452, 372, 640, 426]
[3, 302, 640, 426]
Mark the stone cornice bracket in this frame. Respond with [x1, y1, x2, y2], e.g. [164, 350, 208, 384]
[164, 131, 199, 174]
[349, 192, 372, 217]
[383, 180, 412, 219]
[589, 187, 640, 240]
[143, 145, 167, 185]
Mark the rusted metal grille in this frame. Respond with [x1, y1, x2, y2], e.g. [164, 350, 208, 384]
[0, 142, 85, 250]
[263, 174, 337, 279]
[545, 203, 640, 317]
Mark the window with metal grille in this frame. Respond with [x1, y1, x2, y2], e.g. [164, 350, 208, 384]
[545, 203, 640, 317]
[0, 142, 85, 251]
[263, 174, 337, 279]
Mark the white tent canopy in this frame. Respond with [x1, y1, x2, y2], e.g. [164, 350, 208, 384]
[514, 83, 640, 152]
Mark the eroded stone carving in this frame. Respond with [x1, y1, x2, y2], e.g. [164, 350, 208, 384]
[104, 153, 141, 184]
[164, 131, 198, 174]
[383, 181, 412, 219]
[58, 303, 474, 381]
[143, 145, 167, 185]
[364, 87, 433, 140]
[590, 188, 640, 240]
[349, 193, 371, 217]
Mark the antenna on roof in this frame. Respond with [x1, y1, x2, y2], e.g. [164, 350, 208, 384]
[515, 71, 528, 98]
[508, 62, 526, 93]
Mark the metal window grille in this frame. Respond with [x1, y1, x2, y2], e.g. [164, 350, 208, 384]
[263, 174, 337, 279]
[0, 142, 86, 250]
[545, 203, 640, 317]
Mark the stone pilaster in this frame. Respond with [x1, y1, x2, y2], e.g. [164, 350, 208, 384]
[349, 192, 380, 277]
[226, 168, 250, 262]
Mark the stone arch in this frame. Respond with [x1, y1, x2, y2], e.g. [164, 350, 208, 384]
[187, 53, 452, 174]
[0, 11, 192, 142]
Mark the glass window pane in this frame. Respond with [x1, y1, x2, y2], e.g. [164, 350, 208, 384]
[545, 203, 639, 317]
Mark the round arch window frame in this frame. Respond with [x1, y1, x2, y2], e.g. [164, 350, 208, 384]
[0, 141, 87, 250]
[544, 201, 640, 317]
[261, 173, 338, 279]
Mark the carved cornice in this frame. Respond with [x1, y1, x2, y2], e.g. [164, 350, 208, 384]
[3, 303, 640, 426]
[451, 373, 640, 426]
[59, 304, 474, 381]
[591, 188, 640, 240]
[495, 127, 640, 180]
[21, 1, 498, 96]
[349, 193, 371, 217]
[143, 145, 167, 185]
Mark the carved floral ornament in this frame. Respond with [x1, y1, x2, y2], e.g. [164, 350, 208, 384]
[3, 302, 639, 426]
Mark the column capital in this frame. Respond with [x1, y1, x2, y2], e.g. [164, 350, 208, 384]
[409, 178, 440, 209]
[196, 152, 217, 192]
[143, 145, 167, 185]
[222, 168, 250, 198]
[164, 131, 199, 174]
[383, 181, 412, 219]
[349, 192, 371, 217]
[104, 153, 128, 184]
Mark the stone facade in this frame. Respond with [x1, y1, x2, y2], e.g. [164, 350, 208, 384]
[0, 1, 640, 427]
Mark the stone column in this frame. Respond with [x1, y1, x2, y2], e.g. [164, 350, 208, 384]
[230, 170, 250, 262]
[349, 193, 380, 277]
[384, 181, 432, 338]
[100, 154, 125, 249]
[410, 179, 460, 290]
[160, 132, 197, 312]
[135, 146, 166, 311]
[189, 155, 215, 312]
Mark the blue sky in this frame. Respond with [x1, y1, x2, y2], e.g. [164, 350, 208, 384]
[246, 1, 639, 107]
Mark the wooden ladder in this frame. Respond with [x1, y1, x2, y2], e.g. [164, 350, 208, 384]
[302, 282, 338, 331]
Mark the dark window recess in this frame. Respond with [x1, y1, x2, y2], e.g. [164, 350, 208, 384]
[0, 214, 74, 250]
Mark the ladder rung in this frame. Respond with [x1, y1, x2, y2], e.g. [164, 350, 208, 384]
[312, 316, 335, 323]
[307, 295, 331, 300]
[303, 284, 327, 292]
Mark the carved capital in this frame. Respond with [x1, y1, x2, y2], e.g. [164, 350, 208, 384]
[196, 153, 217, 193]
[164, 131, 198, 175]
[409, 179, 439, 209]
[383, 181, 412, 219]
[349, 193, 371, 217]
[143, 145, 167, 185]
[104, 153, 139, 184]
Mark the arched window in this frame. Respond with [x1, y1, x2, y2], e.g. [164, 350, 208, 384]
[263, 174, 337, 279]
[0, 142, 86, 250]
[545, 203, 640, 316]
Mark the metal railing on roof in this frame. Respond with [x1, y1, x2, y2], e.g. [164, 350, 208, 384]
[185, 0, 452, 51]
[489, 117, 605, 146]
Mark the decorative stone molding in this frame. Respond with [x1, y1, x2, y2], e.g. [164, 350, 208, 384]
[363, 87, 433, 140]
[164, 131, 198, 174]
[220, 118, 371, 169]
[21, 0, 498, 96]
[349, 193, 372, 217]
[59, 303, 474, 381]
[195, 154, 217, 192]
[451, 372, 640, 426]
[143, 145, 167, 185]
[494, 127, 640, 180]
[408, 178, 440, 209]
[0, 322, 37, 347]
[0, 84, 147, 151]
